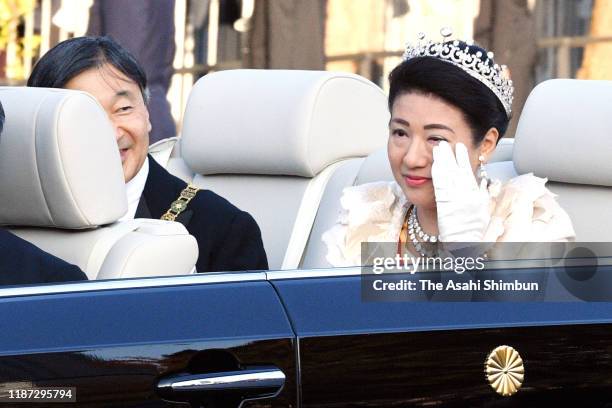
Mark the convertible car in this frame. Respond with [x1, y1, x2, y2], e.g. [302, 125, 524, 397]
[0, 70, 610, 407]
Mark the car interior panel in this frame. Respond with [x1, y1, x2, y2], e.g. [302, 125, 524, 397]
[1, 75, 609, 278]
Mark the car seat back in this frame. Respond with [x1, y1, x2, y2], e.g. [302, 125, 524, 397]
[180, 70, 390, 269]
[513, 79, 612, 241]
[0, 87, 198, 279]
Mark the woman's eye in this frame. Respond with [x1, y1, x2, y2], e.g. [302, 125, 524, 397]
[391, 128, 408, 137]
[428, 137, 447, 144]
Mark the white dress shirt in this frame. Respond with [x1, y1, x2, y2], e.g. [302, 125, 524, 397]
[119, 157, 149, 221]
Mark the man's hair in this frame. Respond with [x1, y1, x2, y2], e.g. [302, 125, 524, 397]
[28, 36, 148, 102]
[0, 100, 4, 135]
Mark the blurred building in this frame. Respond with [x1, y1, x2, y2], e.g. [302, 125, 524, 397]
[0, 0, 610, 136]
[324, 0, 610, 136]
[326, 0, 480, 88]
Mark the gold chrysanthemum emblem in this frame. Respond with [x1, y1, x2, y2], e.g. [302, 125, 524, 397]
[485, 345, 524, 396]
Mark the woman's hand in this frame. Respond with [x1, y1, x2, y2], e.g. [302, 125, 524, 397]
[431, 141, 490, 242]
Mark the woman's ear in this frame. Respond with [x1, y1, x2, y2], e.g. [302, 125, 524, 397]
[480, 127, 499, 161]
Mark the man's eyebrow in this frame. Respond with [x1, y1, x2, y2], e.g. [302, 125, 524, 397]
[424, 123, 455, 133]
[113, 90, 133, 99]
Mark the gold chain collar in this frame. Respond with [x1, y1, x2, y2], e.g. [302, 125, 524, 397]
[160, 184, 200, 221]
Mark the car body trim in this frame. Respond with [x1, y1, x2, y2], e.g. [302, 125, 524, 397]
[0, 272, 267, 298]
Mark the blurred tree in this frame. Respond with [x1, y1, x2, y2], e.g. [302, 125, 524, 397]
[0, 0, 39, 80]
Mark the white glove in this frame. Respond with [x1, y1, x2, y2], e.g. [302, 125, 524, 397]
[431, 141, 490, 242]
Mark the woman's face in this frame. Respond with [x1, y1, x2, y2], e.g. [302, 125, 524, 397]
[388, 92, 489, 210]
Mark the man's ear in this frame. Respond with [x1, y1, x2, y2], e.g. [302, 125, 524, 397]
[480, 127, 500, 161]
[143, 88, 152, 133]
[143, 107, 152, 134]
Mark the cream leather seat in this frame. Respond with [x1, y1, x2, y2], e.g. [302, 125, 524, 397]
[513, 79, 612, 241]
[0, 87, 198, 280]
[475, 79, 612, 242]
[490, 137, 514, 162]
[179, 69, 390, 270]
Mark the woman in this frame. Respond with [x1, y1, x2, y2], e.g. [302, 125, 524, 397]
[323, 30, 575, 267]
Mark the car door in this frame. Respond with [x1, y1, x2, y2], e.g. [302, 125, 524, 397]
[0, 272, 297, 408]
[270, 262, 612, 407]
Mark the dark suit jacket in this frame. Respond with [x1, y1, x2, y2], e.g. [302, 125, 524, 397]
[136, 156, 268, 272]
[0, 229, 88, 286]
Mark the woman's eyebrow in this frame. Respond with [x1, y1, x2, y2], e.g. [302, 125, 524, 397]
[424, 123, 455, 133]
[390, 118, 410, 127]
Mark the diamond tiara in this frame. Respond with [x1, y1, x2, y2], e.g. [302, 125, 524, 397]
[402, 28, 514, 118]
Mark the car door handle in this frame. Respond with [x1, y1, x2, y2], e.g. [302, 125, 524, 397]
[156, 366, 285, 402]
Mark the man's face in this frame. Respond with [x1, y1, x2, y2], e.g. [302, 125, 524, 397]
[65, 63, 151, 182]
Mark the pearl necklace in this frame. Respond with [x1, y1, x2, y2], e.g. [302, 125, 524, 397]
[407, 205, 440, 257]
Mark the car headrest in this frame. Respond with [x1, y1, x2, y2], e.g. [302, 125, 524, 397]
[513, 79, 612, 187]
[181, 69, 389, 177]
[0, 87, 127, 228]
[355, 147, 394, 185]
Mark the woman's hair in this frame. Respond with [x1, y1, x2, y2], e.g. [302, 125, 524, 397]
[388, 43, 510, 143]
[28, 36, 148, 103]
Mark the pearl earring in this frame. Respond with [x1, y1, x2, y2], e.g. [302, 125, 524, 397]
[478, 154, 488, 181]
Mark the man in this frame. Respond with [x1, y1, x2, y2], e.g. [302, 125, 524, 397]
[0, 101, 88, 286]
[28, 36, 268, 273]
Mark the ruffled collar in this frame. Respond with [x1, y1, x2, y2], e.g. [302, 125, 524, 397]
[322, 173, 575, 267]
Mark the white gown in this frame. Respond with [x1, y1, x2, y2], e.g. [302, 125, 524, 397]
[322, 173, 576, 267]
